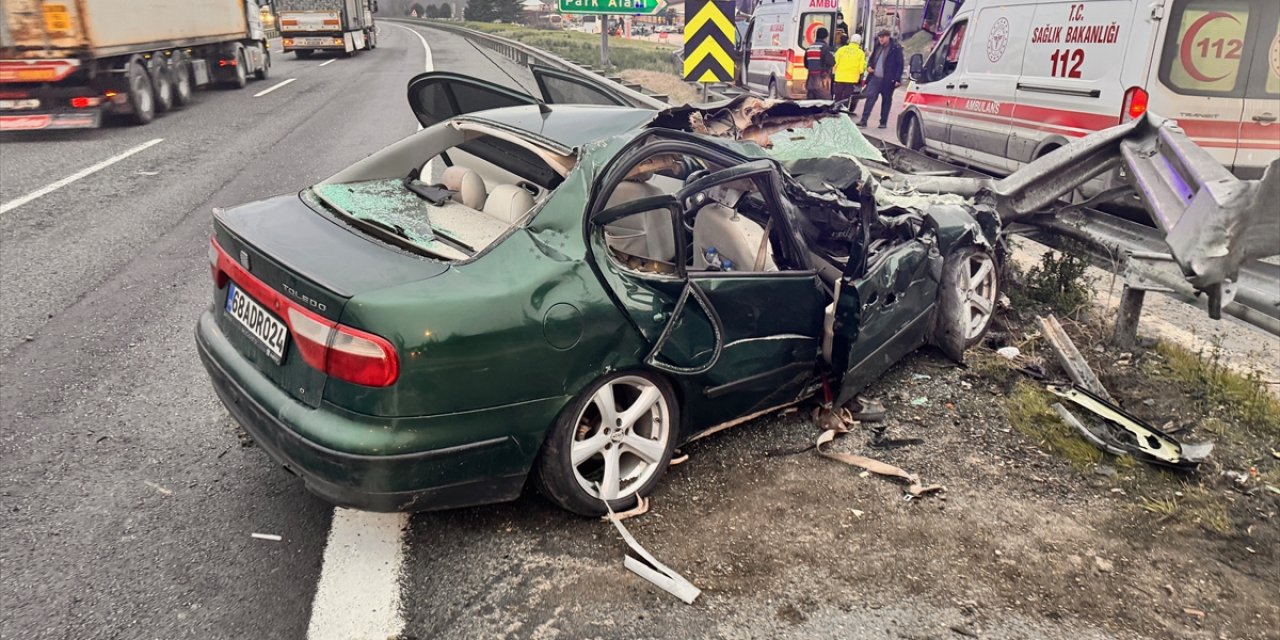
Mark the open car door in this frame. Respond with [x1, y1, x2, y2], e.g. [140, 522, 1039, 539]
[406, 71, 539, 129]
[530, 64, 632, 106]
[589, 156, 826, 430]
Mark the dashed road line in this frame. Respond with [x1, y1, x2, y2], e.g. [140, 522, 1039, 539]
[319, 59, 336, 67]
[253, 78, 297, 97]
[0, 138, 164, 215]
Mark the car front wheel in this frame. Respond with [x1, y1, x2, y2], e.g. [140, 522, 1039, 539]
[535, 372, 678, 516]
[932, 246, 1001, 360]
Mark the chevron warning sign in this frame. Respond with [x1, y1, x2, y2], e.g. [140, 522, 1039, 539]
[682, 0, 736, 83]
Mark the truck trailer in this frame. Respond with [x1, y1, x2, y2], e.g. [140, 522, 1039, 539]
[0, 0, 272, 131]
[277, 0, 377, 59]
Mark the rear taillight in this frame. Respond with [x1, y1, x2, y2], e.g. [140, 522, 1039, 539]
[69, 96, 101, 108]
[1121, 86, 1148, 123]
[210, 237, 399, 387]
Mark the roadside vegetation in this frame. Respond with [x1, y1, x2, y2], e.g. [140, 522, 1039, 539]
[421, 20, 677, 72]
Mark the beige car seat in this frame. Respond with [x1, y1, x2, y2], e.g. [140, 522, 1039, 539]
[602, 179, 676, 263]
[692, 203, 776, 271]
[483, 185, 536, 225]
[440, 166, 487, 210]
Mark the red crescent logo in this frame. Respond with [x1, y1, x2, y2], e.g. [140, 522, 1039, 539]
[804, 21, 821, 44]
[1179, 11, 1238, 83]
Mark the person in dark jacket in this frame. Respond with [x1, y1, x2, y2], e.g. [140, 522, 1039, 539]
[857, 29, 905, 129]
[803, 27, 836, 100]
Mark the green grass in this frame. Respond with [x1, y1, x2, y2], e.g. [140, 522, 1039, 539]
[424, 20, 677, 72]
[1005, 381, 1103, 470]
[1154, 342, 1280, 438]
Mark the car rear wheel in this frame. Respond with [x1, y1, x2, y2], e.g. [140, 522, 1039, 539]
[535, 372, 678, 516]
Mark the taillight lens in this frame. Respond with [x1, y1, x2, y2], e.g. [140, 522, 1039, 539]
[1121, 86, 1148, 123]
[210, 237, 399, 387]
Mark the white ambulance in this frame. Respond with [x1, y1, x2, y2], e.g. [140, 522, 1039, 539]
[898, 0, 1280, 179]
[741, 0, 841, 99]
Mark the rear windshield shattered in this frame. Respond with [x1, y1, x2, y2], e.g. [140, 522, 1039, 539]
[311, 180, 506, 261]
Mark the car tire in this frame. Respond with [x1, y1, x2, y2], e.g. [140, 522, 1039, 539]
[255, 46, 270, 80]
[534, 371, 679, 517]
[295, 49, 313, 60]
[902, 114, 925, 151]
[932, 246, 1001, 360]
[126, 61, 155, 125]
[151, 63, 175, 114]
[172, 56, 194, 107]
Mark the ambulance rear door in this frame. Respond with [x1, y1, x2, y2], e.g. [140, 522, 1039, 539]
[1149, 0, 1254, 170]
[1238, 0, 1280, 178]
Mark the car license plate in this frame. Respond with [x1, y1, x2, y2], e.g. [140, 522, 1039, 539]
[0, 99, 40, 110]
[225, 283, 288, 363]
[292, 37, 334, 47]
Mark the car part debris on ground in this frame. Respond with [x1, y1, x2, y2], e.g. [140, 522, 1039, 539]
[811, 404, 943, 498]
[1049, 385, 1213, 471]
[602, 497, 701, 605]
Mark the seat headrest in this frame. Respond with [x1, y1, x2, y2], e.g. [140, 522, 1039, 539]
[483, 184, 536, 225]
[441, 166, 487, 210]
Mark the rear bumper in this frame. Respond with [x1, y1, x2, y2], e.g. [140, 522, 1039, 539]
[195, 310, 542, 512]
[0, 111, 102, 130]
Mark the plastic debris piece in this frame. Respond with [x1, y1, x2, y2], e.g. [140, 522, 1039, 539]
[910, 397, 928, 406]
[816, 429, 943, 497]
[251, 533, 282, 542]
[602, 496, 650, 522]
[847, 396, 886, 423]
[1049, 384, 1212, 470]
[1182, 607, 1206, 621]
[910, 373, 932, 381]
[144, 481, 173, 496]
[602, 499, 701, 604]
[996, 346, 1021, 360]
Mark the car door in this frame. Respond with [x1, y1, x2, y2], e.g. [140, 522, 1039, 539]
[830, 235, 941, 407]
[588, 150, 827, 431]
[946, 4, 1030, 173]
[529, 65, 633, 106]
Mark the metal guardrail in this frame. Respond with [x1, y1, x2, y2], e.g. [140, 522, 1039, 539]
[383, 18, 669, 110]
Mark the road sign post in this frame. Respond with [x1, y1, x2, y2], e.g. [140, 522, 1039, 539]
[683, 0, 735, 88]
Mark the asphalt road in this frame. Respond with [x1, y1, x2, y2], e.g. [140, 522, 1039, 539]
[0, 22, 533, 640]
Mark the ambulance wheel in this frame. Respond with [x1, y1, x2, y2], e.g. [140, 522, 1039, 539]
[902, 114, 924, 151]
[767, 77, 781, 99]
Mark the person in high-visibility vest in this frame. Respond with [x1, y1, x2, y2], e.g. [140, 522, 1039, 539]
[803, 27, 836, 100]
[833, 32, 867, 112]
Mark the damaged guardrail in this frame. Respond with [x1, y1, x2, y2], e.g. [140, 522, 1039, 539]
[890, 114, 1280, 328]
[383, 18, 669, 110]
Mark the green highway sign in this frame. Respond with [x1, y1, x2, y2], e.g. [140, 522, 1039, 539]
[558, 0, 668, 16]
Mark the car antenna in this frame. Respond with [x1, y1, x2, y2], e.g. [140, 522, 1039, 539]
[462, 37, 552, 115]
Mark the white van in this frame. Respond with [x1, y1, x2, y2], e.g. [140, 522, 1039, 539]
[898, 0, 1280, 179]
[741, 0, 840, 99]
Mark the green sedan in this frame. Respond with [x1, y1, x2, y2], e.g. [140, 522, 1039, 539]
[196, 70, 1001, 516]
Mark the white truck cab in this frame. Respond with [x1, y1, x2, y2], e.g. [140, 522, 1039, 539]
[899, 0, 1280, 179]
[742, 0, 840, 99]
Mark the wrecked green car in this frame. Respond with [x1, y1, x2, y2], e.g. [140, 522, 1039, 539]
[196, 71, 1004, 516]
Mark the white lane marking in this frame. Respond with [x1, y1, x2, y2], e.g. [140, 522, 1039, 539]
[307, 24, 432, 640]
[0, 138, 163, 215]
[391, 23, 434, 72]
[253, 77, 297, 97]
[306, 510, 409, 640]
[318, 59, 336, 67]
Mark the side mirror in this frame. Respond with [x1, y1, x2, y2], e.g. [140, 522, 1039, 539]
[909, 53, 924, 81]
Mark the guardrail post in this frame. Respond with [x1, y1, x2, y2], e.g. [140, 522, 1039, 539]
[1112, 286, 1145, 349]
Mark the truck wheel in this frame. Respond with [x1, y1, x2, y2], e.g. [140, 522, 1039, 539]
[151, 63, 175, 114]
[295, 49, 313, 60]
[126, 61, 156, 125]
[255, 47, 270, 80]
[172, 58, 194, 107]
[366, 29, 377, 50]
[226, 48, 247, 89]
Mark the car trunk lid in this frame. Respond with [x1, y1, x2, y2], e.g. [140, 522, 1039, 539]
[210, 193, 448, 407]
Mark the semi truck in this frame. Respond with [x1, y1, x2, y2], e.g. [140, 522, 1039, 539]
[277, 0, 377, 59]
[0, 0, 272, 131]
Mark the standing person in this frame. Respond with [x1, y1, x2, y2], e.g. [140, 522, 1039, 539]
[803, 27, 836, 100]
[833, 33, 867, 112]
[857, 29, 904, 129]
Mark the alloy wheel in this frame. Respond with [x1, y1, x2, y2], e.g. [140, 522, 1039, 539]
[962, 252, 998, 341]
[570, 376, 670, 501]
